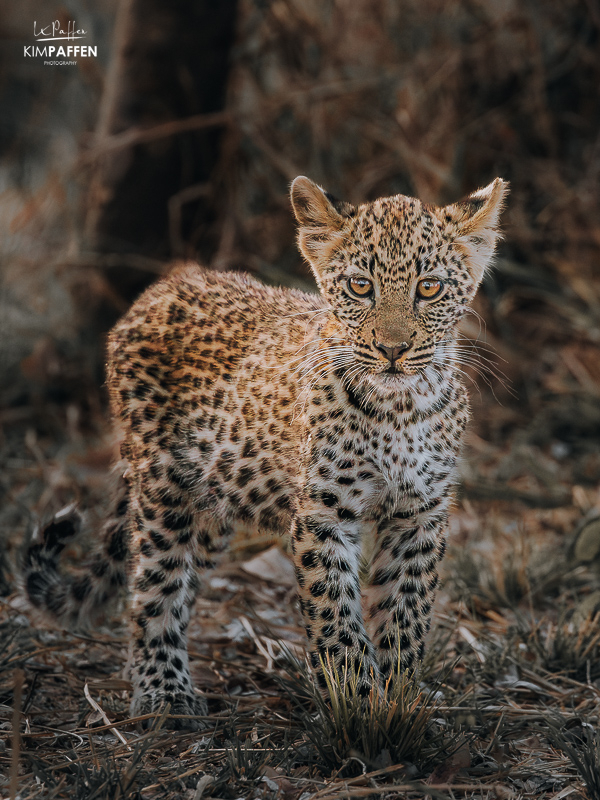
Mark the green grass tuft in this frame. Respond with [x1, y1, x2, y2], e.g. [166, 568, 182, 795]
[278, 650, 449, 777]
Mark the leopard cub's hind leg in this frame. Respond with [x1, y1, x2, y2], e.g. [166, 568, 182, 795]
[127, 482, 227, 729]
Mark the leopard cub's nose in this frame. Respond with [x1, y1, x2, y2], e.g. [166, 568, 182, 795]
[375, 341, 411, 363]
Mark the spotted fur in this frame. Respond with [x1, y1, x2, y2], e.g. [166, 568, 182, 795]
[23, 176, 508, 727]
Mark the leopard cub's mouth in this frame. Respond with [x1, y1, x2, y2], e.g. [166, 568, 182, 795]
[370, 354, 435, 381]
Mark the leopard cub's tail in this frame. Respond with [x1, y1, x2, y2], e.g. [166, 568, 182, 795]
[22, 479, 131, 630]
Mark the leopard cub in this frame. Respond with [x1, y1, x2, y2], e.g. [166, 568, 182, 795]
[24, 175, 508, 727]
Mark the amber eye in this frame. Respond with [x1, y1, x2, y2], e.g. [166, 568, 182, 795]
[416, 278, 444, 300]
[347, 277, 374, 298]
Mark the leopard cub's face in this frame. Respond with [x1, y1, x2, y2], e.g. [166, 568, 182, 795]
[291, 177, 508, 386]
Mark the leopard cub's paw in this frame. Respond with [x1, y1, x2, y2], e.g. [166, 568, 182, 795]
[131, 692, 209, 731]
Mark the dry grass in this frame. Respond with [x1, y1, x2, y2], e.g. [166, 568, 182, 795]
[277, 651, 451, 777]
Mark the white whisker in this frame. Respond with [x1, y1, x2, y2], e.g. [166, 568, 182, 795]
[278, 306, 330, 320]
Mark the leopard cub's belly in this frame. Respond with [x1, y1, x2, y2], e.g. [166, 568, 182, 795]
[170, 410, 300, 533]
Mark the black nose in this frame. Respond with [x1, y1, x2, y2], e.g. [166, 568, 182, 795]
[375, 341, 411, 363]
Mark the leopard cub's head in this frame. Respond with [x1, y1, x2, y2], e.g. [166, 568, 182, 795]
[291, 175, 508, 386]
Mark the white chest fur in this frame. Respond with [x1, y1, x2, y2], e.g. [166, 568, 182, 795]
[361, 373, 461, 514]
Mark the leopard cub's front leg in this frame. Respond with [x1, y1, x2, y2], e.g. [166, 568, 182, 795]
[291, 419, 455, 694]
[367, 500, 450, 681]
[290, 456, 379, 695]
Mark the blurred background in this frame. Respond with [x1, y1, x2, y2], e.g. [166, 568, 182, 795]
[1, 0, 600, 586]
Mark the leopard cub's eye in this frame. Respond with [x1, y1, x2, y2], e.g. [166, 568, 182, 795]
[416, 278, 444, 300]
[347, 277, 374, 298]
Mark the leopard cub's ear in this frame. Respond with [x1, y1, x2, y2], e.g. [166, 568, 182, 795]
[444, 178, 510, 284]
[290, 177, 354, 279]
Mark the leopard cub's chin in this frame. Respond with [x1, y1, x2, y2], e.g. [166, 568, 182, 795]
[367, 369, 417, 390]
